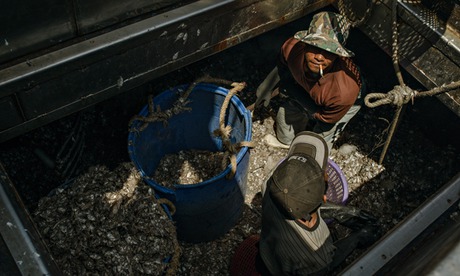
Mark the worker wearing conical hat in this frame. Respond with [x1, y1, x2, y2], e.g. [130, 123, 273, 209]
[254, 11, 364, 151]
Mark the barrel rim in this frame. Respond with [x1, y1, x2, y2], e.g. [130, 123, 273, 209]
[127, 82, 252, 193]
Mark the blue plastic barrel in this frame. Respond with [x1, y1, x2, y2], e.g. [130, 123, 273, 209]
[128, 83, 252, 243]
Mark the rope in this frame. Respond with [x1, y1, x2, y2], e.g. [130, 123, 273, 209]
[150, 191, 180, 276]
[128, 76, 255, 273]
[364, 1, 460, 164]
[128, 75, 244, 132]
[341, 1, 459, 164]
[132, 75, 255, 178]
[372, 0, 406, 165]
[365, 85, 415, 107]
[182, 76, 256, 179]
[128, 75, 232, 132]
[365, 81, 460, 108]
[128, 93, 192, 132]
[211, 80, 256, 179]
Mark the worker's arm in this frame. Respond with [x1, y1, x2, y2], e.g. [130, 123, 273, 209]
[320, 201, 377, 230]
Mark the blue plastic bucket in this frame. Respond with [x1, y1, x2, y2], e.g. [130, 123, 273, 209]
[127, 83, 252, 243]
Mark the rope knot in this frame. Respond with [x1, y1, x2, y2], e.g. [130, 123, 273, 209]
[226, 143, 240, 153]
[389, 85, 416, 106]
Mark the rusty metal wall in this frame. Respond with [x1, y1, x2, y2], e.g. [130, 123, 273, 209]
[0, 0, 75, 66]
[0, 0, 192, 65]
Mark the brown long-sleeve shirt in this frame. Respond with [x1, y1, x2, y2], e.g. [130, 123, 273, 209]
[280, 37, 361, 124]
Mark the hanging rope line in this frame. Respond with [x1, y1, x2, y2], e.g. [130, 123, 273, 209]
[369, 1, 459, 164]
[365, 81, 460, 108]
[341, 0, 459, 164]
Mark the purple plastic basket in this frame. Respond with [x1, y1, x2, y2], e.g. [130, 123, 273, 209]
[326, 159, 348, 205]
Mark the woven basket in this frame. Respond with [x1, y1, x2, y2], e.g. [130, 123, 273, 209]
[326, 158, 348, 205]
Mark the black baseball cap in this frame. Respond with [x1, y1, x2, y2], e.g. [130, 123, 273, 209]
[268, 131, 328, 220]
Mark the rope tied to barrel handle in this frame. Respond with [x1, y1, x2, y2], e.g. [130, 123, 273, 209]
[132, 75, 255, 179]
[211, 80, 255, 179]
[183, 77, 256, 176]
[180, 76, 257, 178]
[128, 93, 192, 132]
